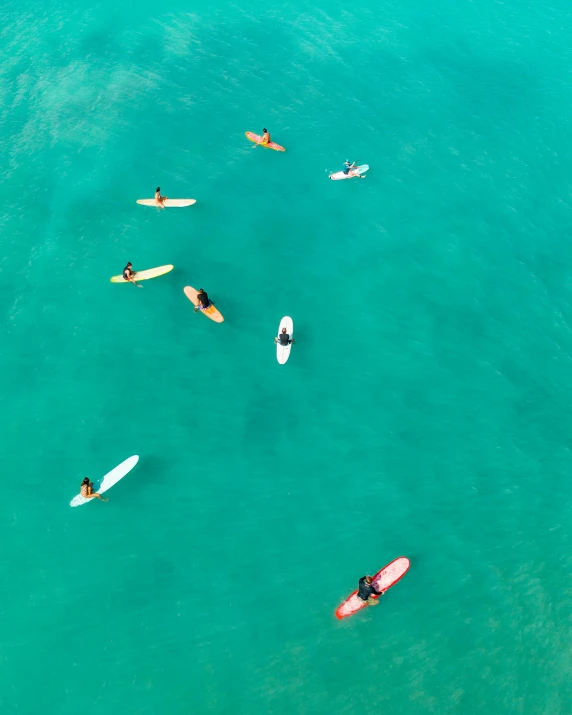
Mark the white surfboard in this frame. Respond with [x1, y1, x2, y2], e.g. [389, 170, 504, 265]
[276, 316, 294, 364]
[70, 455, 139, 507]
[136, 199, 196, 207]
[329, 164, 369, 181]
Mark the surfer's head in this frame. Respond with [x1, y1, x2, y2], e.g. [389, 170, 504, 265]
[263, 128, 268, 133]
[156, 187, 160, 192]
[282, 328, 287, 333]
[199, 288, 204, 293]
[82, 477, 90, 486]
[126, 262, 132, 268]
[365, 576, 372, 584]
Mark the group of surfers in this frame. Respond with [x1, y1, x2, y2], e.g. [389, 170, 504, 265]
[80, 128, 378, 604]
[121, 261, 210, 317]
[148, 129, 362, 212]
[122, 264, 211, 313]
[123, 263, 296, 350]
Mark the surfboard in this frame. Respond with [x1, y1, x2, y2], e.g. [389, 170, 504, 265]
[276, 316, 294, 364]
[110, 265, 174, 283]
[245, 132, 286, 152]
[184, 286, 224, 323]
[335, 557, 410, 619]
[136, 199, 196, 207]
[329, 164, 369, 181]
[70, 455, 139, 507]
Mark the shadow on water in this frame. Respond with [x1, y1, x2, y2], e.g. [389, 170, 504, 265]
[135, 453, 175, 487]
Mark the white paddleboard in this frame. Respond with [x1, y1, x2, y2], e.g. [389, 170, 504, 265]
[276, 316, 294, 364]
[329, 164, 369, 181]
[70, 455, 139, 507]
[136, 199, 196, 207]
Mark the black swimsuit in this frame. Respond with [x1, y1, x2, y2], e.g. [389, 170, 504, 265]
[357, 576, 380, 601]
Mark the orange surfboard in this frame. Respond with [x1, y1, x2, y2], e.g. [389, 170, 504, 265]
[245, 132, 286, 152]
[184, 286, 224, 323]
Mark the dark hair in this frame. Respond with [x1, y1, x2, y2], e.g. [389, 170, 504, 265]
[82, 477, 90, 486]
[156, 187, 160, 192]
[365, 576, 372, 584]
[263, 128, 267, 133]
[127, 262, 132, 267]
[199, 288, 204, 292]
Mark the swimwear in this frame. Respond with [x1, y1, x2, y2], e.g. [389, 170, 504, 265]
[357, 576, 380, 601]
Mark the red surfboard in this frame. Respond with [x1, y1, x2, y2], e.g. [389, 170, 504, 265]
[245, 131, 286, 152]
[335, 557, 410, 620]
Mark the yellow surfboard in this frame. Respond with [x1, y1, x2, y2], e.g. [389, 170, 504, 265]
[184, 286, 224, 323]
[110, 265, 174, 283]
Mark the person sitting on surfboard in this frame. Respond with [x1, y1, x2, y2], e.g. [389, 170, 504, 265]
[357, 575, 385, 606]
[80, 478, 107, 502]
[275, 327, 294, 346]
[155, 186, 168, 208]
[194, 288, 211, 312]
[122, 262, 140, 287]
[343, 160, 357, 176]
[260, 128, 271, 145]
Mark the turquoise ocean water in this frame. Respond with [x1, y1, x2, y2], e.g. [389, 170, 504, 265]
[3, 0, 572, 712]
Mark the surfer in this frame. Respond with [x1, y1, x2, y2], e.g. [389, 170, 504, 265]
[357, 575, 385, 606]
[194, 288, 211, 312]
[80, 478, 108, 502]
[155, 186, 168, 207]
[122, 262, 141, 287]
[260, 128, 271, 145]
[275, 327, 294, 346]
[343, 160, 359, 176]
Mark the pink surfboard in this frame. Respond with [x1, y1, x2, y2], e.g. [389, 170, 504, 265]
[335, 557, 410, 619]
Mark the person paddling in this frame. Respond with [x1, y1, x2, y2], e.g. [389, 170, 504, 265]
[275, 327, 294, 346]
[80, 478, 107, 502]
[155, 186, 168, 207]
[123, 262, 141, 287]
[357, 575, 385, 606]
[194, 288, 211, 312]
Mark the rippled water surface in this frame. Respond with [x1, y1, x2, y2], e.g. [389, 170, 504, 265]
[2, 0, 572, 712]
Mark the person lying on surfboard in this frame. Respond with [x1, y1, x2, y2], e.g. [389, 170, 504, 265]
[122, 262, 141, 287]
[275, 327, 295, 346]
[259, 128, 271, 145]
[357, 575, 385, 606]
[80, 478, 108, 502]
[194, 288, 211, 312]
[155, 186, 168, 208]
